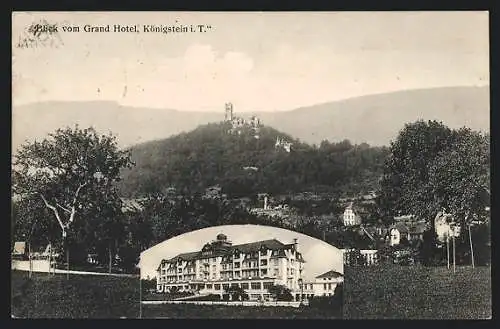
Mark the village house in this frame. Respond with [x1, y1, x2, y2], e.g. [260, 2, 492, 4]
[203, 185, 224, 199]
[388, 221, 427, 246]
[299, 270, 344, 299]
[434, 211, 461, 244]
[275, 137, 292, 153]
[342, 248, 379, 266]
[343, 203, 362, 226]
[156, 234, 306, 301]
[12, 242, 27, 260]
[250, 194, 290, 219]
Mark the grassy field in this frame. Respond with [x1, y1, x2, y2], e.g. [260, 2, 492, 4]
[11, 271, 340, 319]
[11, 271, 140, 318]
[343, 264, 491, 319]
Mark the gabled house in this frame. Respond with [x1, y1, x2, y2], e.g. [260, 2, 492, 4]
[388, 222, 426, 246]
[343, 203, 362, 226]
[299, 270, 343, 299]
[434, 211, 461, 243]
[12, 241, 27, 260]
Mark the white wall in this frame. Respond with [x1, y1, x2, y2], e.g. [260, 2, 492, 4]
[11, 259, 51, 272]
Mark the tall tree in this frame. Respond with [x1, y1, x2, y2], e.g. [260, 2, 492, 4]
[379, 121, 489, 267]
[12, 126, 134, 274]
[379, 120, 455, 221]
[428, 128, 490, 267]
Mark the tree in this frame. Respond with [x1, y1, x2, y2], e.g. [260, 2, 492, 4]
[428, 128, 490, 267]
[379, 121, 490, 268]
[267, 284, 294, 301]
[379, 120, 455, 220]
[12, 126, 134, 276]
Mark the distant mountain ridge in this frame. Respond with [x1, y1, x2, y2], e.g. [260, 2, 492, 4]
[12, 86, 489, 152]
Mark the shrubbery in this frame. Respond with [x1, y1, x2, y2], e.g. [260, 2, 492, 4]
[309, 283, 343, 310]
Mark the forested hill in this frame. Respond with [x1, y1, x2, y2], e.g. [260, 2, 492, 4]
[118, 122, 389, 198]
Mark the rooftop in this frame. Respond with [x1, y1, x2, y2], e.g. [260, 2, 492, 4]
[159, 237, 303, 269]
[316, 270, 344, 279]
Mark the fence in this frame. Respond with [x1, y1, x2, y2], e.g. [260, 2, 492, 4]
[142, 300, 304, 308]
[11, 260, 137, 278]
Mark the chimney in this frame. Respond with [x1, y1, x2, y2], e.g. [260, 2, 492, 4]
[293, 238, 299, 253]
[264, 196, 268, 210]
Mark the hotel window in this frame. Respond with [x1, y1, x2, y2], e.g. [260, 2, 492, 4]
[328, 283, 332, 290]
[310, 284, 313, 290]
[260, 259, 267, 266]
[206, 284, 213, 289]
[251, 282, 261, 290]
[214, 284, 221, 290]
[222, 284, 229, 290]
[261, 269, 267, 276]
[324, 283, 327, 290]
[241, 283, 249, 289]
[263, 282, 273, 290]
[234, 262, 240, 268]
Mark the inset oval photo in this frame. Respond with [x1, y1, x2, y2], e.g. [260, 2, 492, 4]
[140, 224, 343, 302]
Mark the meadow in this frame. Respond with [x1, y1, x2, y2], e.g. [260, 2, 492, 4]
[343, 264, 492, 319]
[11, 271, 340, 319]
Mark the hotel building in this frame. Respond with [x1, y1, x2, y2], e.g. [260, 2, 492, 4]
[156, 234, 306, 301]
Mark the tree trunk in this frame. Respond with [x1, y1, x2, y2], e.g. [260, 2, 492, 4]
[48, 243, 52, 276]
[28, 242, 32, 279]
[469, 224, 475, 268]
[66, 244, 70, 280]
[109, 243, 112, 274]
[446, 235, 450, 269]
[139, 274, 142, 319]
[452, 234, 456, 273]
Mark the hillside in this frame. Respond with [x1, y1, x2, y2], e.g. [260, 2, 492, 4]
[118, 122, 388, 198]
[259, 86, 489, 146]
[12, 86, 489, 152]
[12, 101, 221, 152]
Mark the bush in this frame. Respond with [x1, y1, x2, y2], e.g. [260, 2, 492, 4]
[309, 283, 343, 310]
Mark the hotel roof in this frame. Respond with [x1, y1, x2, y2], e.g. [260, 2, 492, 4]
[158, 238, 304, 270]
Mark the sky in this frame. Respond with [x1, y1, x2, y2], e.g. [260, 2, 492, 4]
[139, 224, 344, 281]
[12, 11, 489, 112]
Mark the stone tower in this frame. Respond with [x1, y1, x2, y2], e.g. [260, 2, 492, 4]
[224, 102, 234, 121]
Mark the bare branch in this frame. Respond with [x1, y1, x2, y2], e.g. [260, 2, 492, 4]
[56, 203, 72, 214]
[40, 194, 66, 232]
[72, 182, 87, 207]
[68, 182, 88, 224]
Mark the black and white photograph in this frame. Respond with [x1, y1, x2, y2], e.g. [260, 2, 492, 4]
[11, 11, 490, 319]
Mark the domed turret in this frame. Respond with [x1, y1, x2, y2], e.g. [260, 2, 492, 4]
[217, 233, 227, 241]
